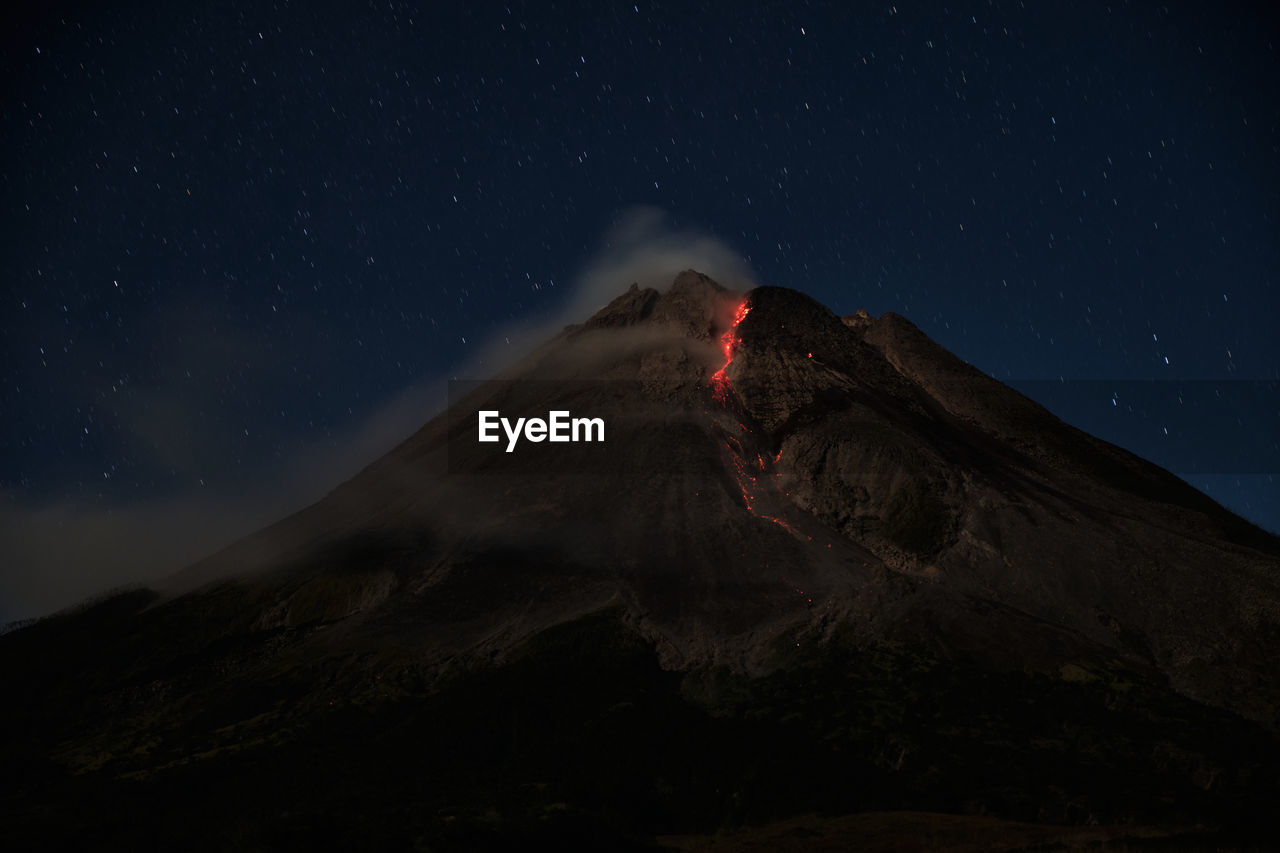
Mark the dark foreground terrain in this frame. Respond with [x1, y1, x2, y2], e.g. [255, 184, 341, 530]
[3, 604, 1277, 850]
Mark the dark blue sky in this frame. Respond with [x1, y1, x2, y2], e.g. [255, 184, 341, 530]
[2, 0, 1277, 619]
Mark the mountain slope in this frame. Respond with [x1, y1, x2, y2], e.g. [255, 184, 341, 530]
[3, 271, 1278, 850]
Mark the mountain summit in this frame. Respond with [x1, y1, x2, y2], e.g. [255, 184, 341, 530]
[4, 271, 1279, 850]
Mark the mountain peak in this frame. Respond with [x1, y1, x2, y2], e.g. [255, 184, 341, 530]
[582, 281, 660, 329]
[669, 267, 725, 295]
[841, 307, 874, 331]
[649, 268, 736, 341]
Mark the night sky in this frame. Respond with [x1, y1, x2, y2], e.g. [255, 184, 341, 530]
[3, 0, 1277, 621]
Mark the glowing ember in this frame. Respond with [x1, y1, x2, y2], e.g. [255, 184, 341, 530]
[758, 514, 796, 532]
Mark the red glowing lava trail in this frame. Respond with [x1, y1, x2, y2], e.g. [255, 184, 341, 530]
[710, 300, 751, 402]
[705, 298, 798, 535]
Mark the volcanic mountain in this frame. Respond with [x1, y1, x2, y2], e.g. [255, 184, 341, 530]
[4, 271, 1279, 850]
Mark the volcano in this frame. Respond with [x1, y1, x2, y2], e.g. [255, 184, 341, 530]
[4, 271, 1279, 851]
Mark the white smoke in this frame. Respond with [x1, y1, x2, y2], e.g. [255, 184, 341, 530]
[566, 205, 757, 321]
[0, 207, 755, 625]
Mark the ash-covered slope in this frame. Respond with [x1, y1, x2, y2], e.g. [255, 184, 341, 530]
[4, 271, 1279, 849]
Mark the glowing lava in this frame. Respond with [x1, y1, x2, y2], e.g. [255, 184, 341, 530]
[710, 300, 751, 402]
[703, 298, 801, 536]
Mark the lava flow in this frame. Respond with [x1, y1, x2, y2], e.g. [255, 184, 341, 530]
[705, 299, 801, 536]
[710, 299, 751, 402]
